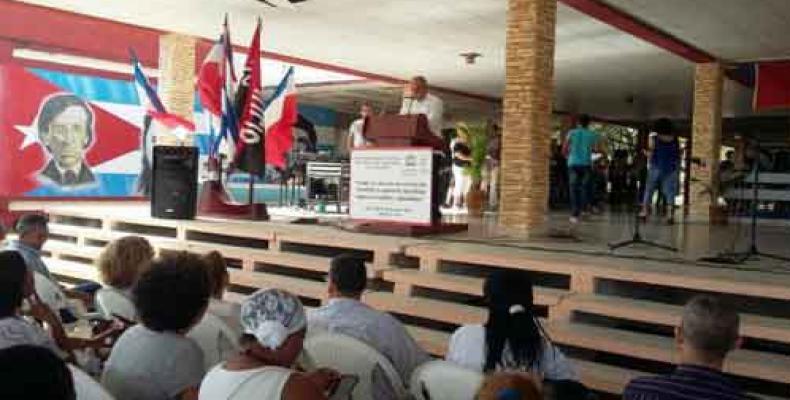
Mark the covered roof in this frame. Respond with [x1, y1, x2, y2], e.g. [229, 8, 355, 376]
[14, 0, 790, 121]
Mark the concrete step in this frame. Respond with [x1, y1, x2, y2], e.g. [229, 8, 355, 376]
[545, 321, 790, 384]
[382, 269, 568, 306]
[565, 293, 790, 345]
[363, 291, 485, 326]
[228, 269, 327, 302]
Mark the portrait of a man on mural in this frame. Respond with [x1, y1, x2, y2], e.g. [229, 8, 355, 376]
[36, 93, 97, 187]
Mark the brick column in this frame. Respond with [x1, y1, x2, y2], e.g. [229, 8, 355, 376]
[499, 0, 557, 234]
[157, 33, 196, 145]
[690, 63, 723, 220]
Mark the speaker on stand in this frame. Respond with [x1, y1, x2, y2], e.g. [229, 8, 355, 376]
[151, 146, 198, 220]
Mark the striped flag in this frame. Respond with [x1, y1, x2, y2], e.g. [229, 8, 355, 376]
[264, 67, 297, 169]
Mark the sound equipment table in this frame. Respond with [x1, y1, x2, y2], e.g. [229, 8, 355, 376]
[305, 161, 351, 213]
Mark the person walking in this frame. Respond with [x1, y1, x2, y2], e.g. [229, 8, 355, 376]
[563, 115, 605, 224]
[640, 118, 680, 224]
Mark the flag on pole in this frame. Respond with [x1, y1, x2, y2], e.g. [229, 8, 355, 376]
[264, 67, 297, 169]
[131, 50, 165, 113]
[197, 39, 224, 117]
[233, 18, 266, 176]
[754, 61, 790, 111]
[218, 15, 240, 159]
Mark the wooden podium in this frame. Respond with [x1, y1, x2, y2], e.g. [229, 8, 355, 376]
[351, 114, 467, 236]
[363, 114, 444, 149]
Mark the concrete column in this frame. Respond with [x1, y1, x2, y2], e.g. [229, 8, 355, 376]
[690, 63, 724, 220]
[157, 33, 196, 145]
[499, 0, 557, 235]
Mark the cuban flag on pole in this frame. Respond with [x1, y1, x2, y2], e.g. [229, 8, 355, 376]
[131, 50, 165, 113]
[263, 67, 297, 169]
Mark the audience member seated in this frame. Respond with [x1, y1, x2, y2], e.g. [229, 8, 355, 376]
[476, 372, 542, 400]
[95, 236, 154, 322]
[0, 250, 62, 355]
[187, 251, 242, 371]
[447, 270, 577, 380]
[0, 250, 120, 358]
[308, 254, 430, 398]
[0, 345, 76, 400]
[623, 295, 745, 400]
[200, 288, 339, 400]
[4, 214, 94, 315]
[5, 214, 54, 279]
[202, 250, 241, 332]
[102, 252, 210, 400]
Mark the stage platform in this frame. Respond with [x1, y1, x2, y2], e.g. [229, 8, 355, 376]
[8, 200, 790, 399]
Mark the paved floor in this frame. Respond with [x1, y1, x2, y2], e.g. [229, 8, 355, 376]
[434, 210, 790, 273]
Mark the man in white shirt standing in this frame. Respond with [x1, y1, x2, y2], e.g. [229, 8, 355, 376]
[345, 103, 373, 153]
[399, 76, 444, 137]
[308, 254, 430, 399]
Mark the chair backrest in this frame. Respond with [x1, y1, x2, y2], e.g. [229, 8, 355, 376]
[187, 311, 240, 371]
[410, 360, 483, 400]
[33, 272, 70, 313]
[68, 364, 116, 400]
[304, 332, 408, 400]
[95, 288, 136, 322]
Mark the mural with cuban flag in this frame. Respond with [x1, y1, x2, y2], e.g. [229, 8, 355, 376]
[0, 62, 338, 199]
[1, 63, 145, 197]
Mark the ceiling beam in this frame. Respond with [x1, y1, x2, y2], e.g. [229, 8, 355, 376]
[559, 0, 716, 64]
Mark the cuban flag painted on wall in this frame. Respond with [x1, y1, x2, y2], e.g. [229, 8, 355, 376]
[0, 64, 143, 197]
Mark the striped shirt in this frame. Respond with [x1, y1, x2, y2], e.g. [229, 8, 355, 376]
[623, 365, 749, 400]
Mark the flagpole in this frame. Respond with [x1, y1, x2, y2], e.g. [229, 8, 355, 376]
[247, 172, 256, 209]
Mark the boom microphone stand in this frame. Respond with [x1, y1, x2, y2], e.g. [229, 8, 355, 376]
[609, 178, 678, 252]
[704, 140, 790, 264]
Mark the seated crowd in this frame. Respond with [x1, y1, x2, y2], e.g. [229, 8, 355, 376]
[0, 213, 752, 400]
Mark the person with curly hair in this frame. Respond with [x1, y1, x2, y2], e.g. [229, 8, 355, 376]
[95, 236, 154, 321]
[201, 251, 240, 330]
[102, 252, 210, 400]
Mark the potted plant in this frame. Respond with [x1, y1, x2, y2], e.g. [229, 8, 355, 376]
[457, 122, 489, 217]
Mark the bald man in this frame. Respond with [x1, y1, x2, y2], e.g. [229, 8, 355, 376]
[399, 76, 444, 137]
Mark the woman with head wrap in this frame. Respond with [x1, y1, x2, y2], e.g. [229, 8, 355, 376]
[199, 288, 339, 400]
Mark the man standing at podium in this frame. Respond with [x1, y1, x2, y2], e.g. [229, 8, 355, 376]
[400, 76, 448, 219]
[400, 76, 444, 137]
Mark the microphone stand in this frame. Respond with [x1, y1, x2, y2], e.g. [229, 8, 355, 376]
[703, 139, 790, 264]
[609, 178, 678, 252]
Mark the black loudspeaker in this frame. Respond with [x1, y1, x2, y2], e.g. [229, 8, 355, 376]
[151, 146, 198, 220]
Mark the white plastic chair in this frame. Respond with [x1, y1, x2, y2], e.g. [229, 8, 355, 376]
[68, 365, 116, 400]
[304, 332, 409, 400]
[33, 272, 101, 322]
[187, 311, 241, 371]
[409, 360, 483, 400]
[33, 272, 71, 314]
[95, 288, 136, 322]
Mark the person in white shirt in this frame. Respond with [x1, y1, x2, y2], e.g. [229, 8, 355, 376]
[308, 254, 430, 399]
[446, 270, 578, 381]
[399, 76, 445, 137]
[199, 288, 338, 400]
[346, 103, 373, 152]
[200, 251, 241, 332]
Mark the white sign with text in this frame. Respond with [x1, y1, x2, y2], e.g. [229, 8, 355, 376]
[350, 148, 433, 225]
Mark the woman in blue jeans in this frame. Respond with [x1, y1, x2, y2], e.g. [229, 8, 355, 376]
[640, 118, 680, 224]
